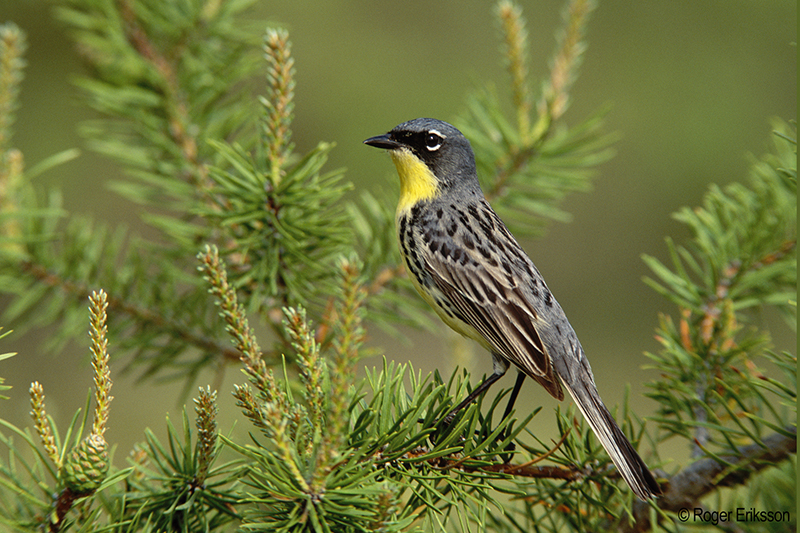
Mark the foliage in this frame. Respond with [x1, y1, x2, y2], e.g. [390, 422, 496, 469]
[642, 121, 796, 458]
[456, 0, 614, 236]
[0, 0, 795, 532]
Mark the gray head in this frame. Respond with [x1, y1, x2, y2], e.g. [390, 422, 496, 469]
[364, 118, 481, 194]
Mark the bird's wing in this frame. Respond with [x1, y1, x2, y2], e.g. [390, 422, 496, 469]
[421, 206, 564, 399]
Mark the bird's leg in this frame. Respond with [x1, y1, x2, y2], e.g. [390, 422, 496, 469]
[497, 370, 526, 463]
[501, 370, 525, 422]
[433, 365, 524, 463]
[436, 354, 510, 430]
[439, 370, 506, 428]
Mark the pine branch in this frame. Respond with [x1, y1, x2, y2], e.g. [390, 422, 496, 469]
[322, 258, 367, 451]
[2, 0, 267, 388]
[644, 123, 796, 461]
[633, 124, 797, 530]
[622, 427, 797, 533]
[123, 406, 242, 531]
[475, 462, 581, 481]
[58, 0, 261, 208]
[114, 0, 207, 190]
[456, 0, 611, 236]
[19, 260, 241, 363]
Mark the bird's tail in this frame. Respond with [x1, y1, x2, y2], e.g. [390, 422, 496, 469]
[561, 377, 661, 501]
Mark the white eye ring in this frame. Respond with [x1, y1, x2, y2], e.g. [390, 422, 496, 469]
[425, 129, 444, 151]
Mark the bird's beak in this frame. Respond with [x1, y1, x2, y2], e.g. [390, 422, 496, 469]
[363, 133, 400, 150]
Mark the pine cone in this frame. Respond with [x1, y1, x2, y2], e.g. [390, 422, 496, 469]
[62, 434, 109, 495]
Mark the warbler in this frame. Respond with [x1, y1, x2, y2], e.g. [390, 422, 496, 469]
[364, 118, 661, 501]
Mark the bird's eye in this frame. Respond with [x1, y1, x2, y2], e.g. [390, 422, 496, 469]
[425, 131, 443, 151]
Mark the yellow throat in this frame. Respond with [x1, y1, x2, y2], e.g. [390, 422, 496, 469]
[390, 148, 439, 214]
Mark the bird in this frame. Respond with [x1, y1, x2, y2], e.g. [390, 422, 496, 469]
[363, 117, 661, 501]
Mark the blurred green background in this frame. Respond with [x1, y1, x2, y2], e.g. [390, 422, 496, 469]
[1, 0, 796, 465]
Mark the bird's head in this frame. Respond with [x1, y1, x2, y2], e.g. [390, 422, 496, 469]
[364, 118, 480, 212]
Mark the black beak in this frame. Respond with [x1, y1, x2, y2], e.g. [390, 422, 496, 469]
[363, 133, 400, 150]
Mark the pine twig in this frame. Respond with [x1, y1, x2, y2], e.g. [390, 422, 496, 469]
[262, 29, 295, 184]
[539, 0, 594, 123]
[497, 0, 532, 139]
[0, 22, 27, 246]
[197, 245, 280, 403]
[29, 381, 60, 468]
[0, 22, 25, 156]
[88, 290, 113, 437]
[193, 386, 218, 486]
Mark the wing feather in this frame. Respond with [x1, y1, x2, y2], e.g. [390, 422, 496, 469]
[421, 207, 564, 399]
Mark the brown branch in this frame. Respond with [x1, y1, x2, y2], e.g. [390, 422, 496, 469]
[477, 462, 582, 481]
[427, 427, 582, 481]
[49, 487, 78, 533]
[21, 261, 241, 363]
[418, 426, 795, 531]
[621, 427, 797, 533]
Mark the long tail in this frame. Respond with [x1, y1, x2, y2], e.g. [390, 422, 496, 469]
[561, 377, 661, 501]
